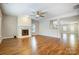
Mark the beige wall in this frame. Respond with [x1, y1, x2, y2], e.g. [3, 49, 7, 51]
[0, 17, 1, 37]
[0, 9, 2, 37]
[2, 16, 17, 38]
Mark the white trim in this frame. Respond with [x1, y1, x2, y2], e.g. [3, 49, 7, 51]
[17, 35, 30, 38]
[39, 34, 60, 39]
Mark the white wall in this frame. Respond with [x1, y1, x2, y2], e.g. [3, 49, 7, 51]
[39, 15, 79, 38]
[2, 16, 17, 38]
[18, 16, 31, 26]
[39, 20, 59, 38]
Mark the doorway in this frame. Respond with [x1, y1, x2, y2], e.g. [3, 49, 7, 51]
[61, 23, 78, 48]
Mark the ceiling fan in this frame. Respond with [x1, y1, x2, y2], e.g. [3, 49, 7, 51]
[30, 10, 46, 18]
[74, 4, 79, 9]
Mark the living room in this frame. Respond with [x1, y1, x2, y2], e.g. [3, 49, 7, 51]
[0, 3, 79, 55]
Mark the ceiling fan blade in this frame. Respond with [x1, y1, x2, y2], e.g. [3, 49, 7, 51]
[40, 15, 45, 17]
[41, 12, 46, 14]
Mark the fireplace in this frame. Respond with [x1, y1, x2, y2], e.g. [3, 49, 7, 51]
[17, 26, 31, 38]
[22, 29, 29, 36]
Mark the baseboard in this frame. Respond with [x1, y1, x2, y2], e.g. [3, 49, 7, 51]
[38, 34, 60, 39]
[32, 34, 39, 35]
[1, 36, 13, 39]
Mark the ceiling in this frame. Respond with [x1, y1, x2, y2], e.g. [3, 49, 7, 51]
[0, 3, 79, 19]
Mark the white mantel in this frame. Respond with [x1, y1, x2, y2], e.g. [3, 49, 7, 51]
[17, 16, 32, 38]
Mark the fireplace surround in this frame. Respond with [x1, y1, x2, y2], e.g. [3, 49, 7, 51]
[17, 16, 32, 38]
[17, 26, 31, 38]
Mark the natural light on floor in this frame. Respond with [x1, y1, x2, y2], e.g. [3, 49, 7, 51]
[31, 36, 37, 54]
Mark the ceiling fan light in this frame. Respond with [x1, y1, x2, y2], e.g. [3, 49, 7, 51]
[36, 15, 39, 17]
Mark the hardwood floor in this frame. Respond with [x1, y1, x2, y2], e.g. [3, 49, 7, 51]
[0, 35, 79, 55]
